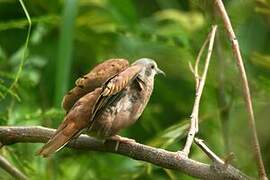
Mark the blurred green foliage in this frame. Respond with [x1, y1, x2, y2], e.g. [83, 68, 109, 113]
[0, 0, 269, 179]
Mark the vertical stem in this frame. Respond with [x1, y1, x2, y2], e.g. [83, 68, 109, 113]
[52, 0, 78, 178]
[54, 0, 78, 106]
[214, 1, 268, 179]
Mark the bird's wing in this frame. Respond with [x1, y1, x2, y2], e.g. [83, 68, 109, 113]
[101, 65, 142, 96]
[37, 88, 103, 157]
[89, 64, 143, 130]
[62, 59, 129, 111]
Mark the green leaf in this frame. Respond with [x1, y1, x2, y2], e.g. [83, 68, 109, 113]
[148, 120, 189, 148]
[251, 52, 270, 69]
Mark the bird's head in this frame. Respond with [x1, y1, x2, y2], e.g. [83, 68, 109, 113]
[132, 58, 165, 81]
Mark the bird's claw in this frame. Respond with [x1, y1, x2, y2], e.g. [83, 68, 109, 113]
[109, 135, 136, 143]
[107, 135, 136, 152]
[175, 151, 188, 159]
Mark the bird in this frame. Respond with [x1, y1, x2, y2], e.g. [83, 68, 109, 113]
[37, 58, 164, 157]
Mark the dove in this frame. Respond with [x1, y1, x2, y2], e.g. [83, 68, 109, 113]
[37, 58, 164, 157]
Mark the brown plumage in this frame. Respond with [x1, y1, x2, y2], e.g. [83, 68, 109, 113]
[38, 58, 164, 157]
[62, 59, 129, 111]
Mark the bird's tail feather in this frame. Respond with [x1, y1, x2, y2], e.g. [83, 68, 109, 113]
[37, 124, 79, 157]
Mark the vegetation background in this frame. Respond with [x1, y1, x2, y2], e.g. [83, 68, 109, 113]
[0, 0, 269, 179]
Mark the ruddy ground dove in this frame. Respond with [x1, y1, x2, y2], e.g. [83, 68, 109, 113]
[37, 58, 164, 157]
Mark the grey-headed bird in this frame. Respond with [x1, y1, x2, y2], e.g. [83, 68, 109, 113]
[37, 58, 164, 157]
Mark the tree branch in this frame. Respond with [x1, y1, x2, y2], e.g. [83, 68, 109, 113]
[0, 126, 249, 180]
[214, 1, 268, 179]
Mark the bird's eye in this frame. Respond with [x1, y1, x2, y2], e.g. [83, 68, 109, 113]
[151, 65, 155, 69]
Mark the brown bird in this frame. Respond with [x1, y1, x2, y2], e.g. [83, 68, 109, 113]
[37, 58, 164, 157]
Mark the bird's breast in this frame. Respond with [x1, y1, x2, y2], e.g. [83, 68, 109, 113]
[89, 79, 153, 138]
[110, 82, 153, 131]
[109, 89, 142, 131]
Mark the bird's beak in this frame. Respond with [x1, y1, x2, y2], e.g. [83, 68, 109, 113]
[156, 67, 165, 76]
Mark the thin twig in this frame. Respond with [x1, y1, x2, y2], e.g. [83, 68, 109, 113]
[214, 1, 268, 179]
[194, 32, 211, 90]
[3, 0, 32, 101]
[0, 126, 249, 180]
[194, 138, 224, 165]
[0, 155, 27, 180]
[181, 25, 218, 156]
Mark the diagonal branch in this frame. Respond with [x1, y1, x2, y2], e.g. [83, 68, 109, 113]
[194, 138, 225, 165]
[181, 25, 218, 156]
[0, 155, 27, 180]
[214, 1, 268, 180]
[0, 126, 249, 180]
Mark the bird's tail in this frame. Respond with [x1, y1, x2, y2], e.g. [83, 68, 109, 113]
[37, 87, 103, 157]
[37, 123, 79, 157]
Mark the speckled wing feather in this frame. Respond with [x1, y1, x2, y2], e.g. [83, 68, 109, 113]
[37, 88, 103, 157]
[101, 65, 143, 96]
[62, 59, 129, 111]
[89, 64, 143, 130]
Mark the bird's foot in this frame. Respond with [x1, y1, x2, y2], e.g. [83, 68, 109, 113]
[109, 135, 136, 143]
[176, 151, 188, 159]
[107, 135, 136, 151]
